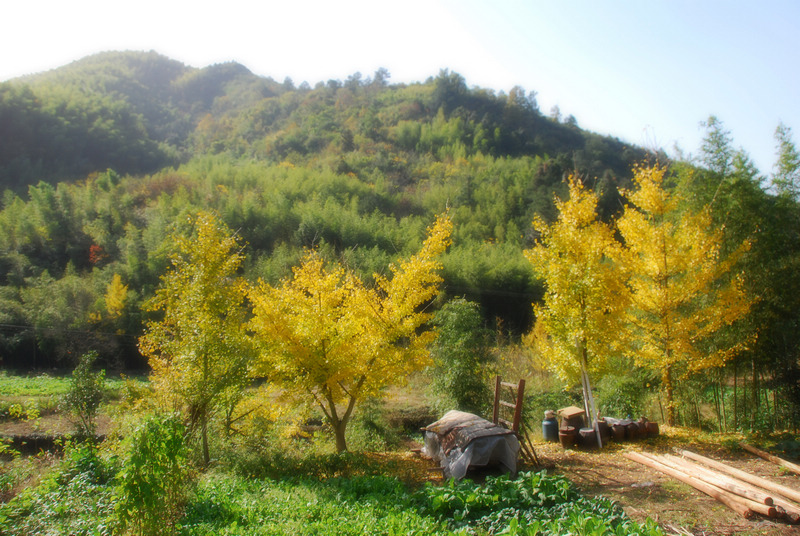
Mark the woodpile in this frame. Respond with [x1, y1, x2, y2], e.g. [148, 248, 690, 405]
[624, 449, 800, 524]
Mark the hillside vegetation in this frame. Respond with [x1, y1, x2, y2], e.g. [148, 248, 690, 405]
[1, 51, 799, 435]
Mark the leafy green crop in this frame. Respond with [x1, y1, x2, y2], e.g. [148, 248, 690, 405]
[0, 442, 116, 536]
[415, 471, 664, 535]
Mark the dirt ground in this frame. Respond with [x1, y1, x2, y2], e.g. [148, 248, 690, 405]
[530, 436, 800, 536]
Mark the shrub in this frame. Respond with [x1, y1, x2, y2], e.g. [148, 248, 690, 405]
[61, 351, 106, 438]
[113, 412, 190, 535]
[430, 298, 495, 415]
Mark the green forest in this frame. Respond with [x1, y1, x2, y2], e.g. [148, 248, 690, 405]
[1, 50, 800, 433]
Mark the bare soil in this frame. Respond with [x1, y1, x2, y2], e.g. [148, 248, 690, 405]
[531, 435, 800, 536]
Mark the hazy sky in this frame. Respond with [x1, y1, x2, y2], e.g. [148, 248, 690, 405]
[3, 0, 798, 174]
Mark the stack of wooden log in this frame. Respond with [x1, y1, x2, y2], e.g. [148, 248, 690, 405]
[625, 448, 800, 524]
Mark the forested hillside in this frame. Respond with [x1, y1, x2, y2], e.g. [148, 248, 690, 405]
[1, 51, 799, 431]
[0, 51, 648, 367]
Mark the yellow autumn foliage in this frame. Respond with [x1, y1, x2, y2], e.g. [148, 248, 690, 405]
[139, 211, 253, 464]
[525, 176, 628, 384]
[249, 213, 452, 452]
[615, 164, 753, 424]
[104, 273, 128, 320]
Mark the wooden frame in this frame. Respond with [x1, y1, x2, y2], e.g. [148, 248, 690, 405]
[492, 376, 526, 433]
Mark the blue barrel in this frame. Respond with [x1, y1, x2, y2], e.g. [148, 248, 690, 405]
[542, 417, 559, 442]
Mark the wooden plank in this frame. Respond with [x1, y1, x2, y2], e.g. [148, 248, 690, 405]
[513, 379, 526, 433]
[492, 376, 501, 425]
[741, 442, 800, 476]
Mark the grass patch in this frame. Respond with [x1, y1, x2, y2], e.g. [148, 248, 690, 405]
[0, 371, 148, 423]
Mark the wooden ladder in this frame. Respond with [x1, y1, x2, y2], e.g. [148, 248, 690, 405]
[492, 376, 539, 466]
[492, 376, 525, 432]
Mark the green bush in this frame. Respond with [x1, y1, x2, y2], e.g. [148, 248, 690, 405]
[429, 298, 495, 415]
[113, 412, 190, 536]
[596, 372, 653, 420]
[61, 351, 106, 438]
[523, 386, 581, 437]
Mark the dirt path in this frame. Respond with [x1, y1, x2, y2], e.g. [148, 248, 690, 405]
[533, 440, 799, 536]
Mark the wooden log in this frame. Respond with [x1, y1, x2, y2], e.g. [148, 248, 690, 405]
[653, 453, 774, 506]
[740, 442, 800, 476]
[665, 453, 800, 524]
[635, 452, 780, 519]
[624, 452, 755, 519]
[677, 449, 800, 505]
[771, 497, 800, 524]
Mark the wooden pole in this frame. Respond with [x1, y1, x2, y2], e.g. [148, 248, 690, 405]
[578, 338, 602, 448]
[654, 453, 774, 506]
[677, 449, 800, 505]
[740, 442, 800, 476]
[624, 452, 756, 519]
[492, 376, 501, 425]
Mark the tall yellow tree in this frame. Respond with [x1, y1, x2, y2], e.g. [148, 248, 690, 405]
[139, 211, 253, 465]
[525, 177, 628, 435]
[616, 164, 752, 425]
[104, 273, 128, 320]
[249, 214, 452, 452]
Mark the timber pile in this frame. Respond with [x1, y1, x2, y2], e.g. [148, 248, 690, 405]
[624, 449, 800, 524]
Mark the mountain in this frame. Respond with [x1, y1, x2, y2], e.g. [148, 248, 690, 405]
[1, 51, 649, 196]
[0, 51, 286, 189]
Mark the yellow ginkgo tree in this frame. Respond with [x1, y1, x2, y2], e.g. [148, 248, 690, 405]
[525, 176, 628, 440]
[139, 211, 253, 465]
[615, 164, 753, 425]
[104, 273, 128, 321]
[249, 214, 452, 453]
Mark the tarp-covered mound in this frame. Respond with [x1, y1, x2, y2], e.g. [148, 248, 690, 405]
[421, 410, 520, 480]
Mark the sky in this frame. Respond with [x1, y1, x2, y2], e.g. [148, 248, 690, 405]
[3, 0, 798, 175]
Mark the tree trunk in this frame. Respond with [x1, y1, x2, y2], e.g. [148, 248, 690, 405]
[664, 364, 676, 426]
[733, 361, 738, 430]
[720, 377, 728, 433]
[712, 379, 722, 432]
[751, 357, 758, 431]
[694, 393, 702, 428]
[201, 411, 210, 466]
[334, 421, 348, 453]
